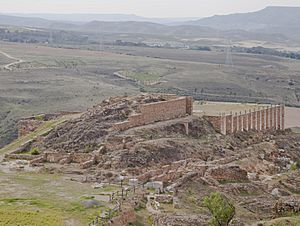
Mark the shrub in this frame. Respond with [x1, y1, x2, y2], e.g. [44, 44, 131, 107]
[291, 163, 297, 171]
[297, 160, 300, 169]
[203, 192, 235, 226]
[30, 147, 40, 155]
[35, 115, 45, 121]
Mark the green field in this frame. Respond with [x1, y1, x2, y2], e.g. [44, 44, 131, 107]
[0, 170, 119, 226]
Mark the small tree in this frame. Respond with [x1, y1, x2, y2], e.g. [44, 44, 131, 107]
[203, 192, 235, 226]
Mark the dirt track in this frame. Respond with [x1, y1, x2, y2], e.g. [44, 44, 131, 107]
[0, 50, 25, 70]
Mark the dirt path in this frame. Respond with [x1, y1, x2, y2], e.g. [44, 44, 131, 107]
[0, 50, 25, 70]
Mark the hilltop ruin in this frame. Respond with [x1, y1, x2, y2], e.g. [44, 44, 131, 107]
[3, 93, 299, 226]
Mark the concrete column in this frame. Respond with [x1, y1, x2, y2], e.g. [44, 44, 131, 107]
[273, 106, 277, 130]
[220, 113, 226, 135]
[252, 109, 257, 130]
[233, 113, 238, 133]
[266, 107, 270, 129]
[270, 105, 274, 129]
[257, 108, 261, 131]
[226, 114, 233, 134]
[274, 106, 277, 129]
[277, 105, 281, 130]
[231, 112, 234, 133]
[238, 112, 243, 132]
[220, 113, 224, 135]
[281, 104, 285, 130]
[248, 110, 252, 130]
[223, 113, 227, 135]
[261, 107, 265, 130]
[236, 113, 239, 132]
[183, 122, 189, 135]
[243, 110, 248, 131]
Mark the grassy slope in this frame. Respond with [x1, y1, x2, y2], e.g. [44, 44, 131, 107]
[0, 170, 117, 226]
[262, 216, 300, 226]
[0, 113, 124, 226]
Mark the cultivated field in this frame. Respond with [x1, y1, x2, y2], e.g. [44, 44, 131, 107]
[103, 45, 300, 105]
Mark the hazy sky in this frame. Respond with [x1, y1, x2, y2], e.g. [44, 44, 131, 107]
[1, 0, 300, 17]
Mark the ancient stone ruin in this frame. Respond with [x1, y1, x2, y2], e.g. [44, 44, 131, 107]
[204, 104, 285, 135]
[4, 93, 298, 226]
[113, 95, 193, 131]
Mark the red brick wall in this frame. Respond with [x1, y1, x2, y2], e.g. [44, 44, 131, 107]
[186, 96, 193, 115]
[113, 97, 192, 131]
[204, 116, 222, 133]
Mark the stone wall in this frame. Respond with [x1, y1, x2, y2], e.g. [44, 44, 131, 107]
[105, 208, 136, 226]
[17, 111, 80, 137]
[29, 152, 94, 166]
[208, 165, 248, 182]
[205, 104, 285, 135]
[113, 96, 192, 131]
[18, 120, 44, 137]
[153, 215, 206, 226]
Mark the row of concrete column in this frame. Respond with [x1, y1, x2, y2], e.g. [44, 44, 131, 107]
[219, 104, 285, 135]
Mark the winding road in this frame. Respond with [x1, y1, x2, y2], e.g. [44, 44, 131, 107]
[0, 50, 25, 71]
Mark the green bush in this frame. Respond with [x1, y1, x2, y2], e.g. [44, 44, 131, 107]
[203, 192, 235, 226]
[291, 163, 297, 171]
[297, 160, 300, 169]
[30, 147, 40, 155]
[35, 115, 45, 121]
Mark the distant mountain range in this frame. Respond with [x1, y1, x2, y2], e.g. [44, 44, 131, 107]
[0, 6, 300, 41]
[185, 6, 300, 40]
[6, 13, 201, 25]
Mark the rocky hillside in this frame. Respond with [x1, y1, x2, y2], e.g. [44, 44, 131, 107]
[41, 94, 171, 153]
[3, 94, 300, 225]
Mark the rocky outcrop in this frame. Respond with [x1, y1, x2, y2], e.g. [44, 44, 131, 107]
[105, 208, 136, 226]
[274, 197, 300, 216]
[207, 165, 248, 182]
